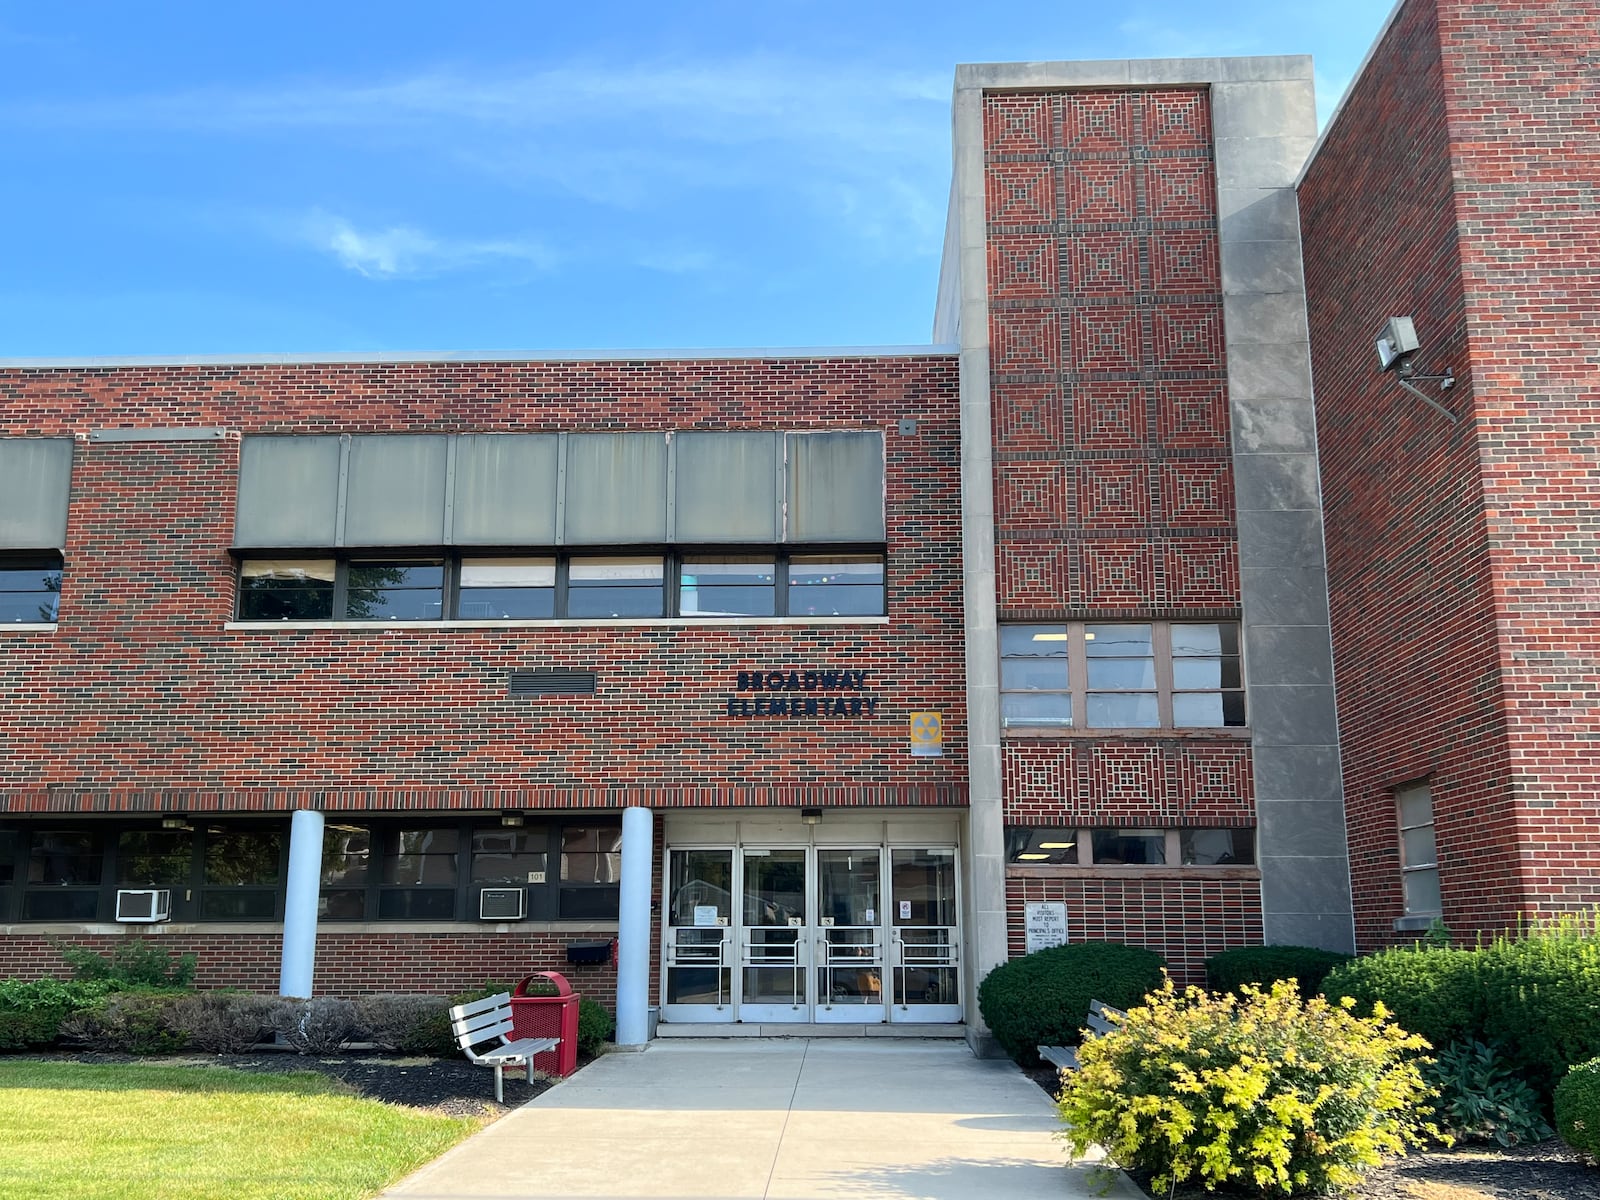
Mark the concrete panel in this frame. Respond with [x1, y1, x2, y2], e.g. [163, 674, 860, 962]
[1234, 452, 1322, 513]
[1256, 801, 1352, 857]
[1254, 745, 1344, 803]
[1249, 683, 1339, 748]
[1244, 624, 1335, 685]
[1230, 395, 1319, 454]
[1217, 188, 1303, 244]
[1224, 292, 1311, 347]
[1238, 509, 1328, 569]
[1241, 567, 1331, 626]
[955, 60, 1132, 90]
[1264, 911, 1358, 955]
[1215, 136, 1318, 190]
[1221, 239, 1306, 296]
[1225, 341, 1315, 402]
[1213, 82, 1319, 140]
[1260, 859, 1356, 939]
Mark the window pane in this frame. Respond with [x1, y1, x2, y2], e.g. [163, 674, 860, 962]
[29, 831, 101, 885]
[1000, 656, 1069, 691]
[24, 891, 98, 920]
[471, 829, 549, 884]
[561, 826, 622, 883]
[559, 888, 621, 919]
[787, 556, 884, 616]
[1222, 692, 1247, 727]
[378, 889, 457, 920]
[204, 830, 282, 885]
[1172, 623, 1235, 656]
[321, 826, 370, 887]
[1000, 625, 1068, 656]
[1403, 867, 1442, 914]
[1086, 692, 1159, 727]
[0, 830, 14, 885]
[1397, 785, 1434, 828]
[238, 559, 336, 620]
[1402, 825, 1438, 868]
[117, 831, 192, 884]
[1001, 692, 1073, 728]
[1084, 624, 1153, 657]
[681, 558, 776, 617]
[319, 889, 367, 920]
[200, 891, 277, 921]
[1092, 831, 1166, 865]
[1173, 693, 1225, 727]
[0, 566, 61, 623]
[383, 829, 460, 885]
[1085, 658, 1156, 689]
[1180, 828, 1255, 865]
[1006, 827, 1078, 865]
[459, 557, 556, 619]
[346, 561, 445, 621]
[789, 557, 883, 587]
[568, 559, 665, 618]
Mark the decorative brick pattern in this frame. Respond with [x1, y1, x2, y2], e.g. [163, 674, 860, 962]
[993, 383, 1064, 455]
[1163, 539, 1241, 609]
[995, 462, 1067, 528]
[1003, 739, 1254, 826]
[989, 233, 1057, 300]
[1301, 0, 1600, 946]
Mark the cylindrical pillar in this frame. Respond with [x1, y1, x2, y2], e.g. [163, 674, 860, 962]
[279, 808, 325, 998]
[615, 805, 654, 1045]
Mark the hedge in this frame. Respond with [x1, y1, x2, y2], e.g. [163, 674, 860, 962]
[1204, 945, 1353, 997]
[977, 941, 1165, 1065]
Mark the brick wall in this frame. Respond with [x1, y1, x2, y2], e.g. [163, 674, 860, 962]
[0, 356, 965, 812]
[1299, 0, 1599, 946]
[984, 87, 1261, 955]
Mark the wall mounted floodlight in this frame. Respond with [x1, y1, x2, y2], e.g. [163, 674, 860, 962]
[1375, 315, 1457, 422]
[160, 815, 192, 831]
[500, 810, 526, 828]
[800, 807, 823, 826]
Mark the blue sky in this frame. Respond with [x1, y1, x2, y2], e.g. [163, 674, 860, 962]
[0, 1, 1395, 357]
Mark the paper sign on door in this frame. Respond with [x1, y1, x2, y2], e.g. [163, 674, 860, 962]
[899, 900, 912, 919]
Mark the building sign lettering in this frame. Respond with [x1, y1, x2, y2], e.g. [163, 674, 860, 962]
[725, 668, 880, 720]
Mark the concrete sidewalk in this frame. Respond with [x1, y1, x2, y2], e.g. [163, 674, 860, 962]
[382, 1039, 1135, 1200]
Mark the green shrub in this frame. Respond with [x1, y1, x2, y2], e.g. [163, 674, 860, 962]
[354, 994, 454, 1055]
[270, 997, 357, 1055]
[0, 979, 118, 1050]
[1554, 1056, 1600, 1157]
[168, 992, 275, 1054]
[1205, 944, 1353, 997]
[1321, 945, 1483, 1052]
[1059, 979, 1441, 1197]
[576, 998, 614, 1057]
[59, 940, 197, 989]
[1475, 916, 1600, 1100]
[58, 991, 190, 1054]
[1422, 1040, 1553, 1147]
[977, 941, 1164, 1065]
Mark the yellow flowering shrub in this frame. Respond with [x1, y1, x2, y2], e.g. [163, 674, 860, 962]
[1058, 978, 1441, 1196]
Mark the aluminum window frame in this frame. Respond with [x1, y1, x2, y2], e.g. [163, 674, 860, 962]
[1395, 780, 1442, 917]
[1005, 826, 1257, 869]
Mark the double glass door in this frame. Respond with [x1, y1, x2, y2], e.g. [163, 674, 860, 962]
[661, 844, 959, 1024]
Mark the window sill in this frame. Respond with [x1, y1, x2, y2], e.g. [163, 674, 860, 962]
[226, 616, 890, 631]
[1006, 864, 1261, 880]
[0, 623, 56, 634]
[1002, 727, 1251, 740]
[1, 919, 622, 936]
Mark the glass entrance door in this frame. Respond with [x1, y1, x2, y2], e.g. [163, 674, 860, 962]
[661, 848, 735, 1023]
[814, 849, 885, 1022]
[737, 848, 809, 1022]
[888, 848, 962, 1022]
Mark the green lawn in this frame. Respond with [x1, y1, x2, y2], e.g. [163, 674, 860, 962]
[0, 1062, 484, 1200]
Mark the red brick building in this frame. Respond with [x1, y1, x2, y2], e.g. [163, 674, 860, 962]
[1298, 0, 1600, 949]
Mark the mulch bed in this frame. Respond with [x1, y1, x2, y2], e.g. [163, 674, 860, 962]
[22, 1051, 561, 1118]
[1025, 1065, 1600, 1199]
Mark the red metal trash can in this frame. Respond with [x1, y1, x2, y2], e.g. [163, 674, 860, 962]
[509, 970, 580, 1077]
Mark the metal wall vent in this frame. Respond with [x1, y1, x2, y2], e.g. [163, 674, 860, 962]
[509, 670, 597, 696]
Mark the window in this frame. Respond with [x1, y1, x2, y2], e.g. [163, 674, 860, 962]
[117, 831, 192, 886]
[1000, 622, 1245, 731]
[1396, 782, 1441, 916]
[471, 829, 548, 885]
[25, 830, 102, 920]
[235, 552, 886, 621]
[200, 827, 283, 920]
[0, 558, 63, 624]
[1006, 826, 1256, 868]
[379, 828, 459, 920]
[559, 825, 623, 918]
[320, 825, 371, 920]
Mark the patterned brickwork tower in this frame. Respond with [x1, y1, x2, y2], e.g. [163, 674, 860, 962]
[1300, 0, 1600, 947]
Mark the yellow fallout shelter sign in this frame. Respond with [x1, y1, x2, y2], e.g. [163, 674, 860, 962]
[909, 712, 943, 757]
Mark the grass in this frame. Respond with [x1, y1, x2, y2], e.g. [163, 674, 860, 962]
[0, 1062, 484, 1200]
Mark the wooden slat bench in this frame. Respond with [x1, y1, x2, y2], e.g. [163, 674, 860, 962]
[1038, 999, 1126, 1073]
[449, 992, 561, 1103]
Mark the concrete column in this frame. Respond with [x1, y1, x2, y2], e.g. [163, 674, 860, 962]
[615, 805, 654, 1045]
[279, 808, 324, 998]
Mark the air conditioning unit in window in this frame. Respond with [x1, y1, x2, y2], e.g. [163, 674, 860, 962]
[479, 888, 526, 921]
[115, 889, 172, 923]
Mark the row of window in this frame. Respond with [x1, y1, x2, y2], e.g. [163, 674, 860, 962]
[0, 820, 623, 923]
[1000, 621, 1246, 731]
[237, 552, 886, 621]
[1006, 826, 1256, 867]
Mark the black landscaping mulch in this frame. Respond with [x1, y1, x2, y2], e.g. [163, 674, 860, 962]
[1026, 1065, 1600, 1199]
[24, 1051, 558, 1118]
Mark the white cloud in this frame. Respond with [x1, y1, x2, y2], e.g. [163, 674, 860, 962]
[300, 212, 555, 279]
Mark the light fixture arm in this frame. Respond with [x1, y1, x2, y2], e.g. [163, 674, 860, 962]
[1394, 363, 1458, 422]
